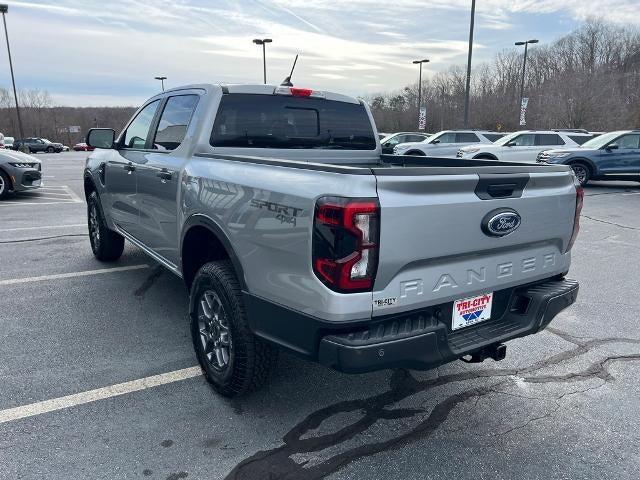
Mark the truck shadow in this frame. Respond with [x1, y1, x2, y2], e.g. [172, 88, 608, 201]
[224, 328, 640, 480]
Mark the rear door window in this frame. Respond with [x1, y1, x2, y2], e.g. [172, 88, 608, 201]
[210, 94, 376, 150]
[536, 134, 565, 146]
[153, 95, 199, 151]
[483, 133, 504, 142]
[568, 135, 593, 145]
[456, 132, 480, 143]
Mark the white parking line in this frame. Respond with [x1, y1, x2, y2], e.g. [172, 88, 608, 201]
[0, 224, 85, 232]
[0, 366, 202, 424]
[0, 264, 149, 286]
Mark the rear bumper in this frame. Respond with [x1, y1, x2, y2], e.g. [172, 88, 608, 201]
[245, 277, 578, 374]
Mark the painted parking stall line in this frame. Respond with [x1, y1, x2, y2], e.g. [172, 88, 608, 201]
[0, 366, 202, 424]
[0, 264, 149, 286]
[0, 186, 83, 206]
[0, 224, 85, 233]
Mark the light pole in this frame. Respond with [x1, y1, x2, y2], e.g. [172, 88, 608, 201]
[515, 39, 538, 112]
[463, 0, 476, 128]
[154, 76, 167, 91]
[1, 4, 24, 140]
[412, 59, 429, 129]
[253, 38, 272, 84]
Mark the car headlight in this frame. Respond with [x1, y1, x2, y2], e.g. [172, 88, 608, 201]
[463, 147, 481, 153]
[393, 146, 409, 154]
[8, 162, 36, 168]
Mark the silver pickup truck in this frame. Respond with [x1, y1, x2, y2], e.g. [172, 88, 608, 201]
[83, 84, 581, 397]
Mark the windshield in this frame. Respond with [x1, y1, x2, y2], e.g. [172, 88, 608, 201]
[580, 132, 623, 149]
[42, 138, 52, 143]
[211, 94, 376, 150]
[494, 132, 521, 146]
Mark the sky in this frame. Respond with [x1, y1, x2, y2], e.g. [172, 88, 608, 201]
[0, 0, 637, 107]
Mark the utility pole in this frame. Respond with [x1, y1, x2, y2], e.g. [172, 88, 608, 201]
[1, 4, 24, 139]
[253, 38, 272, 84]
[463, 0, 476, 128]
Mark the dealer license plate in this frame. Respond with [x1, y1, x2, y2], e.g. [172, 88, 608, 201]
[452, 292, 493, 330]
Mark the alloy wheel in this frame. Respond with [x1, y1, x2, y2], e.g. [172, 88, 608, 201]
[88, 203, 101, 248]
[0, 175, 5, 195]
[197, 290, 232, 372]
[571, 165, 588, 185]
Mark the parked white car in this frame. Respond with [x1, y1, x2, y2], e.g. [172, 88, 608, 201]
[393, 130, 505, 158]
[457, 130, 594, 163]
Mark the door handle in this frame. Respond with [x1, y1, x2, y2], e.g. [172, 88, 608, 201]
[156, 170, 172, 182]
[123, 163, 136, 173]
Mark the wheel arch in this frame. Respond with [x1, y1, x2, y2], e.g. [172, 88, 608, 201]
[473, 153, 498, 160]
[405, 150, 426, 156]
[180, 214, 247, 292]
[566, 157, 596, 175]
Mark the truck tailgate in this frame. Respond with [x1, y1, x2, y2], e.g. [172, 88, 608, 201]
[372, 168, 577, 316]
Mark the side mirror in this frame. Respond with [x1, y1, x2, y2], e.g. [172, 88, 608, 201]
[506, 141, 516, 147]
[605, 144, 619, 151]
[431, 139, 440, 144]
[87, 128, 116, 149]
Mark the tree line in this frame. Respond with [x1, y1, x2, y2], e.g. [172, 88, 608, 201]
[0, 89, 134, 145]
[368, 20, 640, 133]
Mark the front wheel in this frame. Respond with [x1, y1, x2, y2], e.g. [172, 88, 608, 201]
[405, 150, 426, 156]
[46, 146, 54, 153]
[87, 191, 124, 261]
[0, 169, 11, 199]
[190, 261, 278, 397]
[569, 162, 590, 187]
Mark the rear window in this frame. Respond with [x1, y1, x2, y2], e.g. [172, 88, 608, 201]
[210, 94, 376, 150]
[568, 135, 594, 145]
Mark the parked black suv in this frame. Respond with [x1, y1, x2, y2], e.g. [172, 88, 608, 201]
[14, 137, 63, 153]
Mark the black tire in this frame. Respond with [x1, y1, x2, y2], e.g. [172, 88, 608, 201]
[87, 191, 124, 261]
[190, 261, 278, 397]
[474, 154, 496, 160]
[46, 146, 55, 153]
[405, 150, 426, 156]
[569, 161, 590, 187]
[0, 169, 11, 199]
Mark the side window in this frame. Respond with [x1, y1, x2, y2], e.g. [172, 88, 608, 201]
[536, 134, 564, 146]
[432, 132, 456, 143]
[456, 132, 480, 143]
[569, 135, 593, 145]
[616, 134, 640, 149]
[407, 134, 427, 142]
[484, 133, 505, 142]
[123, 100, 160, 149]
[153, 95, 199, 151]
[510, 134, 535, 146]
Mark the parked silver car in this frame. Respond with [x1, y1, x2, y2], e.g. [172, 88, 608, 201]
[0, 150, 42, 199]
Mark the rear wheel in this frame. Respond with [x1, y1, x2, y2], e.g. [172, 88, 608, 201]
[190, 261, 278, 397]
[569, 162, 590, 186]
[0, 169, 11, 199]
[87, 191, 124, 261]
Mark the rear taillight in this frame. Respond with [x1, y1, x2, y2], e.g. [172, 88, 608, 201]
[566, 178, 584, 253]
[312, 196, 380, 293]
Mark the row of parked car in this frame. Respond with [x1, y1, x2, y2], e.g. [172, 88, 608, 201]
[380, 128, 640, 186]
[0, 134, 95, 153]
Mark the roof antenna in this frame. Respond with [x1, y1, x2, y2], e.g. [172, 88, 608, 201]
[280, 54, 298, 87]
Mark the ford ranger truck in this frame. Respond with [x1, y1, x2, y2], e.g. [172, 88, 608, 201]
[83, 84, 581, 397]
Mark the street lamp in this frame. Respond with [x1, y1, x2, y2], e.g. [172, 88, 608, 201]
[515, 39, 539, 111]
[253, 38, 272, 84]
[1, 4, 25, 140]
[154, 76, 167, 91]
[463, 0, 476, 128]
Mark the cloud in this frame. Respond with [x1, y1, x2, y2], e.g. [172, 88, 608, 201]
[0, 0, 636, 107]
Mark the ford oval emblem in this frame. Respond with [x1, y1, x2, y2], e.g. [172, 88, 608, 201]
[482, 209, 521, 237]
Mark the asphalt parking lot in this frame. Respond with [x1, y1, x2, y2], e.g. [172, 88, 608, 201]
[1, 151, 639, 480]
